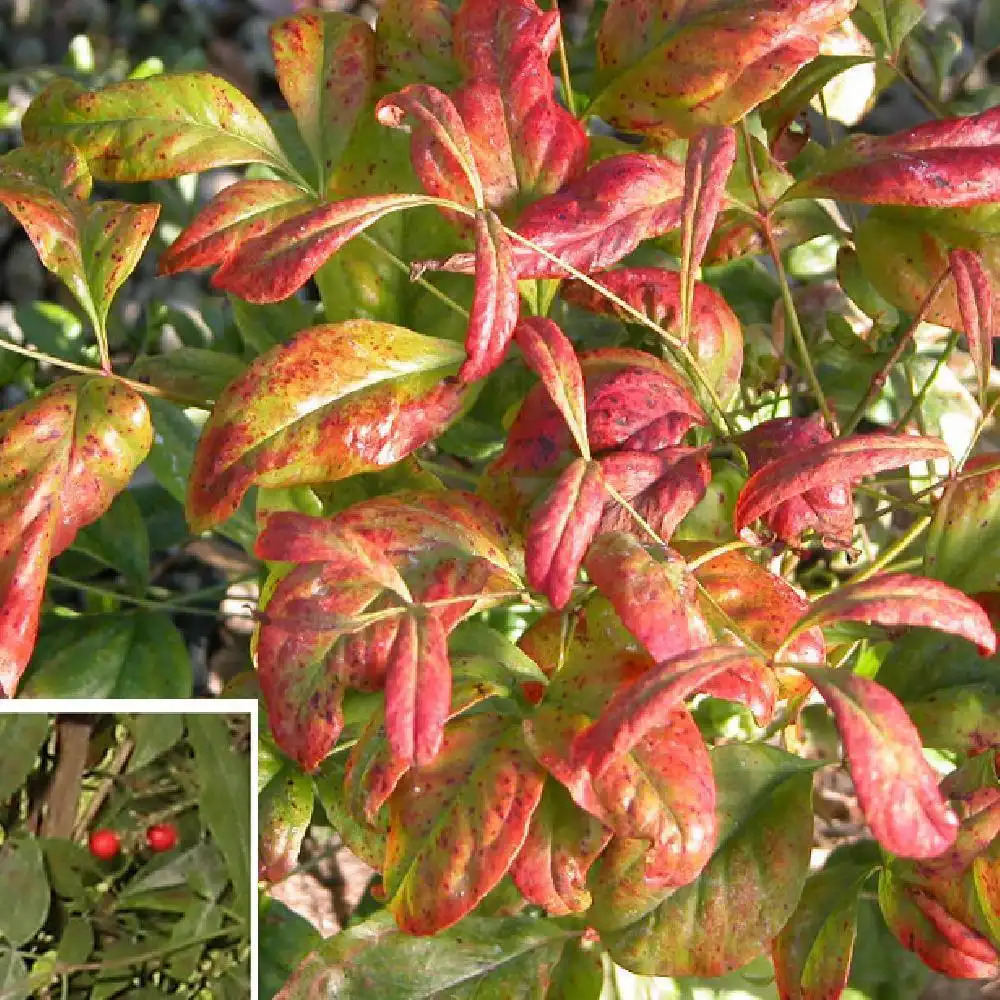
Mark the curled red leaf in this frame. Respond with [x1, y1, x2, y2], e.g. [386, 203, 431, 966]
[950, 248, 994, 408]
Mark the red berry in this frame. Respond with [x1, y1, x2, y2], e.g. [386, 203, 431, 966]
[145, 823, 178, 852]
[88, 829, 120, 860]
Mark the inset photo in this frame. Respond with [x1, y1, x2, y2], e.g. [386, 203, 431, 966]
[0, 706, 253, 999]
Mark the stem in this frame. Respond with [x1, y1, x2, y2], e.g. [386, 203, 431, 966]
[887, 60, 948, 119]
[686, 539, 752, 571]
[95, 319, 112, 375]
[549, 0, 578, 116]
[500, 228, 733, 436]
[847, 515, 931, 584]
[893, 330, 959, 432]
[739, 122, 837, 434]
[842, 270, 950, 437]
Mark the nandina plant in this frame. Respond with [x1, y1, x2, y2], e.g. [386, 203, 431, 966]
[2, 1, 1000, 996]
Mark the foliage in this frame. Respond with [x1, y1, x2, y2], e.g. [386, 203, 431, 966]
[2, 0, 1000, 997]
[0, 713, 251, 998]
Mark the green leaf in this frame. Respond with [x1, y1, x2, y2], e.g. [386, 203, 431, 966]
[130, 348, 247, 406]
[22, 611, 192, 698]
[22, 74, 297, 183]
[0, 948, 29, 1000]
[230, 295, 312, 358]
[259, 899, 323, 1000]
[186, 714, 251, 922]
[0, 715, 49, 805]
[875, 629, 999, 702]
[125, 713, 185, 771]
[65, 490, 151, 595]
[56, 916, 94, 965]
[601, 744, 817, 977]
[275, 910, 572, 1000]
[854, 0, 926, 55]
[260, 764, 315, 883]
[312, 751, 387, 871]
[545, 939, 604, 1000]
[0, 837, 50, 946]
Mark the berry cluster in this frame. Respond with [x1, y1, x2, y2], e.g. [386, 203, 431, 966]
[87, 822, 178, 860]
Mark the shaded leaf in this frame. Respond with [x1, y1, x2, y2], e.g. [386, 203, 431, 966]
[186, 321, 468, 533]
[0, 716, 49, 806]
[592, 0, 856, 137]
[800, 667, 959, 859]
[383, 713, 545, 934]
[260, 765, 314, 883]
[22, 74, 292, 181]
[0, 378, 152, 693]
[0, 838, 49, 947]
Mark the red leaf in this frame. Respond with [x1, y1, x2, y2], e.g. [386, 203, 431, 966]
[583, 532, 711, 663]
[0, 378, 151, 694]
[513, 317, 589, 459]
[375, 83, 484, 209]
[794, 573, 997, 656]
[209, 193, 433, 303]
[452, 0, 587, 210]
[384, 612, 451, 766]
[950, 248, 994, 408]
[427, 152, 685, 278]
[735, 432, 951, 546]
[344, 709, 410, 826]
[802, 668, 959, 858]
[785, 106, 1000, 207]
[459, 209, 519, 382]
[737, 416, 854, 548]
[525, 458, 606, 609]
[509, 780, 612, 916]
[158, 180, 316, 275]
[560, 266, 743, 403]
[384, 713, 545, 934]
[572, 646, 763, 778]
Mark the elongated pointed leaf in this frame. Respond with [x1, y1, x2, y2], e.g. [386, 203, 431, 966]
[513, 317, 588, 459]
[270, 12, 374, 190]
[950, 248, 994, 409]
[572, 646, 763, 778]
[452, 0, 587, 211]
[186, 321, 467, 533]
[429, 153, 686, 278]
[525, 458, 606, 610]
[158, 180, 316, 275]
[735, 433, 951, 543]
[794, 573, 996, 655]
[274, 911, 571, 1000]
[22, 74, 292, 181]
[583, 532, 711, 663]
[260, 765, 314, 883]
[0, 143, 159, 334]
[561, 266, 743, 403]
[460, 210, 519, 382]
[376, 84, 484, 209]
[592, 0, 856, 137]
[800, 667, 959, 858]
[772, 859, 875, 1000]
[0, 378, 151, 693]
[508, 780, 611, 916]
[602, 744, 817, 976]
[784, 106, 1000, 207]
[384, 713, 545, 934]
[208, 193, 434, 303]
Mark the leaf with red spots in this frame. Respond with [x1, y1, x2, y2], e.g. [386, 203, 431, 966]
[21, 73, 294, 182]
[562, 266, 743, 404]
[459, 210, 520, 382]
[783, 107, 1000, 208]
[950, 249, 994, 409]
[427, 153, 686, 278]
[253, 493, 521, 771]
[583, 533, 711, 663]
[0, 377, 152, 694]
[269, 11, 374, 191]
[508, 779, 611, 916]
[591, 0, 856, 137]
[525, 458, 606, 610]
[186, 321, 469, 534]
[571, 646, 764, 779]
[373, 0, 459, 93]
[207, 193, 437, 304]
[798, 667, 959, 859]
[601, 744, 817, 977]
[522, 597, 717, 891]
[259, 763, 314, 883]
[693, 548, 825, 703]
[792, 574, 997, 656]
[158, 180, 317, 277]
[0, 142, 159, 338]
[383, 712, 545, 934]
[451, 0, 587, 213]
[513, 317, 589, 459]
[925, 454, 1000, 596]
[375, 83, 484, 210]
[772, 857, 876, 1000]
[735, 431, 952, 547]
